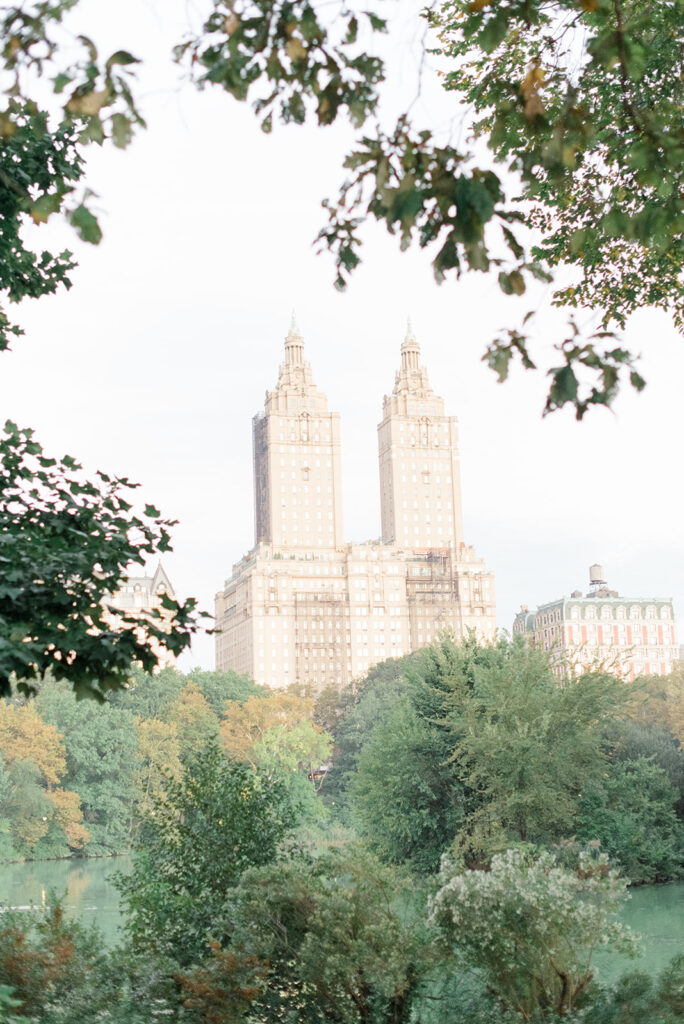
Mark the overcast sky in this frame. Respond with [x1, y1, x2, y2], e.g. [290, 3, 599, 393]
[2, 0, 682, 669]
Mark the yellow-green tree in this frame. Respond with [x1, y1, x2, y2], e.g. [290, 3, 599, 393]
[635, 670, 684, 748]
[221, 693, 332, 820]
[0, 703, 88, 855]
[164, 682, 219, 757]
[221, 693, 319, 765]
[0, 703, 66, 784]
[135, 717, 182, 817]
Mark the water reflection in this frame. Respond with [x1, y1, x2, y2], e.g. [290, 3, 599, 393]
[1, 859, 682, 976]
[0, 855, 132, 946]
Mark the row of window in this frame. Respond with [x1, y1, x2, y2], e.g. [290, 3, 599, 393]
[567, 604, 670, 621]
[276, 444, 332, 454]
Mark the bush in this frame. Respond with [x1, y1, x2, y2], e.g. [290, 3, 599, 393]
[579, 956, 684, 1024]
[0, 899, 100, 1018]
[429, 848, 638, 1020]
[117, 741, 299, 965]
[226, 847, 438, 1024]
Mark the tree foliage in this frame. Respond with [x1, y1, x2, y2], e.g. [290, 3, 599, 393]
[36, 682, 138, 854]
[0, 900, 100, 1018]
[351, 699, 465, 873]
[226, 848, 438, 1024]
[576, 757, 683, 883]
[316, 651, 426, 816]
[445, 649, 629, 858]
[0, 422, 202, 701]
[117, 740, 298, 965]
[0, 0, 144, 347]
[164, 681, 219, 757]
[0, 670, 322, 862]
[0, 701, 88, 855]
[1, 0, 681, 415]
[437, 0, 684, 333]
[430, 847, 639, 1020]
[348, 638, 636, 868]
[134, 716, 182, 820]
[0, 701, 66, 784]
[220, 691, 319, 761]
[221, 689, 331, 760]
[220, 691, 333, 818]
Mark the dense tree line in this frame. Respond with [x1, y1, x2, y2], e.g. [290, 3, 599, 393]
[2, 637, 683, 881]
[316, 637, 684, 885]
[2, 638, 684, 1022]
[0, 667, 332, 861]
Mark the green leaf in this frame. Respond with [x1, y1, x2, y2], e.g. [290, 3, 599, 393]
[509, 270, 525, 295]
[30, 193, 62, 224]
[105, 49, 140, 72]
[53, 73, 72, 94]
[364, 12, 388, 32]
[69, 204, 102, 244]
[110, 112, 133, 149]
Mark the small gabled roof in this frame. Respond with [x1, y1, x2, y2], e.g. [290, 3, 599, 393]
[151, 561, 175, 597]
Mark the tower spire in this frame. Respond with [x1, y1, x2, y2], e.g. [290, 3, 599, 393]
[285, 310, 304, 366]
[401, 317, 420, 373]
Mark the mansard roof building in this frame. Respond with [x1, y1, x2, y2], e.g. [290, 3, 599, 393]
[513, 564, 678, 679]
[215, 320, 496, 689]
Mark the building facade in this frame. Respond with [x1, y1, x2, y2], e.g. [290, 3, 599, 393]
[513, 565, 678, 678]
[105, 562, 178, 670]
[215, 320, 496, 690]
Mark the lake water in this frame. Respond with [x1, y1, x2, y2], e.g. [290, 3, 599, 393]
[595, 881, 684, 984]
[0, 857, 682, 982]
[0, 855, 132, 947]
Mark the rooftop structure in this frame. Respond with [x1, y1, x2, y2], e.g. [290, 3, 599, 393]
[513, 565, 678, 678]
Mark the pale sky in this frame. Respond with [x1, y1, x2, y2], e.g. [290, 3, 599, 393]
[2, 0, 682, 669]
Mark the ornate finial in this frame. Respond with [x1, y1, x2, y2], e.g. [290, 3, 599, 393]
[400, 316, 420, 372]
[285, 310, 304, 365]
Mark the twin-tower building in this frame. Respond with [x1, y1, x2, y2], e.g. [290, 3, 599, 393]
[215, 319, 496, 689]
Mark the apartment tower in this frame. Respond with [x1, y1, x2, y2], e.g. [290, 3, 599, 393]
[215, 321, 495, 689]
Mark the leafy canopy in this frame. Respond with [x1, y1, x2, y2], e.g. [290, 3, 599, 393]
[351, 698, 466, 874]
[36, 681, 139, 854]
[0, 0, 144, 347]
[1, 0, 681, 415]
[348, 637, 637, 868]
[576, 756, 684, 884]
[445, 648, 630, 856]
[226, 848, 437, 1024]
[0, 422, 202, 701]
[117, 741, 299, 965]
